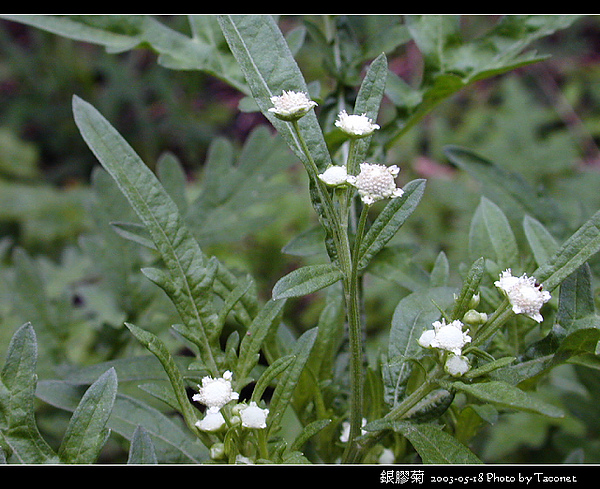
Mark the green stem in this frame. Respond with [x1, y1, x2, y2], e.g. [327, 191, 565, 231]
[342, 204, 370, 463]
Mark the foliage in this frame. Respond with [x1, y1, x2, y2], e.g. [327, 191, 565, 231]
[1, 14, 600, 464]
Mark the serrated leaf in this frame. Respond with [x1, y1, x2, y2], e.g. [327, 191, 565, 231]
[73, 96, 219, 371]
[58, 368, 117, 464]
[272, 264, 344, 300]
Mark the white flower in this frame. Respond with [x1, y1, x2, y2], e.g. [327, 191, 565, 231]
[192, 370, 239, 411]
[418, 319, 471, 356]
[347, 163, 404, 205]
[444, 354, 470, 377]
[494, 269, 551, 323]
[268, 90, 317, 121]
[339, 418, 367, 442]
[195, 410, 226, 432]
[335, 110, 380, 138]
[239, 401, 269, 429]
[318, 165, 349, 186]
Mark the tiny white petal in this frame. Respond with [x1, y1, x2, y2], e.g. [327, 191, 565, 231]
[239, 401, 269, 429]
[335, 110, 380, 137]
[268, 90, 317, 121]
[495, 269, 551, 323]
[193, 372, 239, 411]
[349, 162, 404, 205]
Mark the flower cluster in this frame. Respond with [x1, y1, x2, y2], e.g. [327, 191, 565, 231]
[192, 371, 269, 433]
[318, 162, 404, 206]
[347, 163, 404, 205]
[494, 269, 551, 323]
[335, 110, 380, 138]
[418, 319, 472, 377]
[268, 90, 317, 121]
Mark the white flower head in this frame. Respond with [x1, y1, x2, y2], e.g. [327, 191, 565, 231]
[192, 370, 239, 411]
[494, 269, 551, 323]
[418, 319, 471, 356]
[195, 410, 226, 432]
[335, 110, 380, 138]
[444, 354, 470, 377]
[239, 401, 269, 429]
[268, 90, 317, 121]
[347, 163, 404, 205]
[318, 165, 349, 186]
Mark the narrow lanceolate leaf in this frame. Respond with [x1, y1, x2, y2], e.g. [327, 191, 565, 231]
[358, 179, 426, 271]
[365, 420, 481, 464]
[237, 298, 287, 383]
[267, 328, 318, 436]
[272, 264, 344, 300]
[534, 208, 600, 292]
[445, 380, 564, 418]
[72, 96, 218, 371]
[217, 15, 332, 172]
[58, 368, 118, 464]
[0, 323, 57, 464]
[124, 323, 199, 434]
[399, 423, 482, 464]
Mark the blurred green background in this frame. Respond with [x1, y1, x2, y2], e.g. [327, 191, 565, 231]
[2, 15, 600, 463]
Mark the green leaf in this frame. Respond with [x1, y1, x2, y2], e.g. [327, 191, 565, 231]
[358, 179, 426, 271]
[451, 257, 485, 321]
[1, 15, 248, 92]
[399, 423, 482, 464]
[523, 214, 559, 267]
[272, 264, 344, 300]
[556, 264, 596, 333]
[217, 15, 332, 172]
[237, 298, 287, 383]
[469, 197, 519, 268]
[58, 368, 118, 464]
[267, 328, 318, 436]
[127, 426, 158, 464]
[446, 380, 564, 418]
[0, 323, 57, 464]
[289, 418, 332, 453]
[72, 96, 219, 372]
[445, 146, 567, 239]
[124, 323, 199, 435]
[366, 420, 481, 464]
[534, 208, 600, 292]
[36, 381, 208, 463]
[385, 287, 455, 405]
[251, 355, 296, 404]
